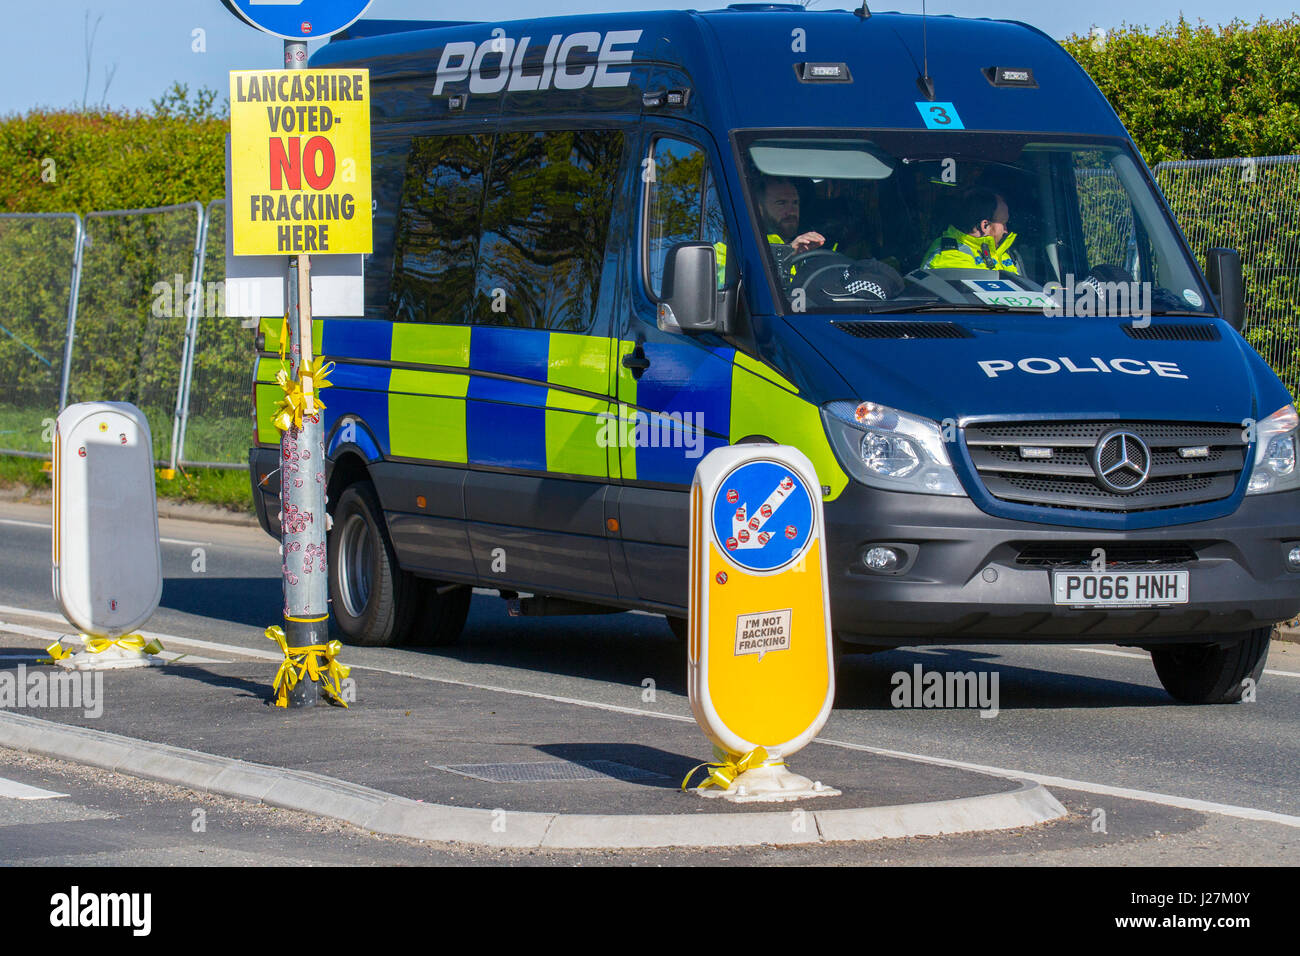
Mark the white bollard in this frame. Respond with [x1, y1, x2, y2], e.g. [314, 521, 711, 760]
[684, 445, 840, 802]
[51, 402, 163, 670]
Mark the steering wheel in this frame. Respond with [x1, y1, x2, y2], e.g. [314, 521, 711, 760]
[785, 249, 851, 292]
[788, 248, 845, 273]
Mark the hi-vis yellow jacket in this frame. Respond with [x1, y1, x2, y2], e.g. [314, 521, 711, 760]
[922, 225, 1019, 273]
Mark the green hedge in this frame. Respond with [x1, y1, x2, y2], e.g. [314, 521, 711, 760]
[0, 86, 248, 463]
[0, 85, 227, 215]
[1063, 17, 1300, 164]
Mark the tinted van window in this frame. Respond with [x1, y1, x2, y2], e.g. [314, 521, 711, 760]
[389, 133, 491, 324]
[473, 129, 624, 331]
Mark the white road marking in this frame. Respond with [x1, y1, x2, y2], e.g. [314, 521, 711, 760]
[0, 601, 1298, 826]
[0, 517, 208, 547]
[0, 776, 68, 800]
[0, 608, 79, 624]
[816, 737, 1300, 829]
[1071, 647, 1149, 660]
[1071, 646, 1300, 678]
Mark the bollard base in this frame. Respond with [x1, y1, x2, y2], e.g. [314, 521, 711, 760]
[692, 762, 841, 804]
[55, 637, 163, 671]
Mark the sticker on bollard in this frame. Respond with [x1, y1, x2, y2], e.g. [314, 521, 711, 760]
[685, 445, 839, 802]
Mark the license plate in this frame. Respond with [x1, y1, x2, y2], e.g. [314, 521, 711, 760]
[1052, 570, 1189, 607]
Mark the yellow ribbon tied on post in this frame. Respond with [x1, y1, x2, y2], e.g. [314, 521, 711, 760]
[272, 357, 334, 433]
[264, 626, 351, 708]
[41, 635, 165, 664]
[681, 746, 782, 792]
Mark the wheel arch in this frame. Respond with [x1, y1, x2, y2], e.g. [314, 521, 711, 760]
[327, 450, 372, 515]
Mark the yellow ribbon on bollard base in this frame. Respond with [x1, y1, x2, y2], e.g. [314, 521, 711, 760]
[681, 745, 784, 792]
[271, 357, 335, 433]
[41, 635, 165, 664]
[264, 626, 351, 708]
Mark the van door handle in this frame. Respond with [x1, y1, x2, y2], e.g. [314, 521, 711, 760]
[622, 347, 650, 379]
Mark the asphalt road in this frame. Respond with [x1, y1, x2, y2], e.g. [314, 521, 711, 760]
[2, 498, 1299, 864]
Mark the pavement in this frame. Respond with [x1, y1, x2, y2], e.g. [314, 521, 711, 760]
[0, 603, 1067, 850]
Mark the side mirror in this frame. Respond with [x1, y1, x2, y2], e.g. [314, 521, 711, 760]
[659, 242, 718, 333]
[1205, 247, 1245, 332]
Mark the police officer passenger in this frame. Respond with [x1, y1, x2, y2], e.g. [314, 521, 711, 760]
[922, 186, 1019, 273]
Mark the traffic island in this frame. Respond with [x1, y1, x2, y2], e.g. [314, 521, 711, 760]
[0, 647, 1067, 849]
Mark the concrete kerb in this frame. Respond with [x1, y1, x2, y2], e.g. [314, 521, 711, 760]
[0, 709, 1069, 850]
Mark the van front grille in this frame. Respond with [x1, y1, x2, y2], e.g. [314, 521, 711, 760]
[1015, 542, 1202, 567]
[964, 421, 1247, 512]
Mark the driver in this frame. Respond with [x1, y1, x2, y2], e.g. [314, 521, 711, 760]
[922, 186, 1019, 274]
[754, 174, 904, 302]
[759, 177, 830, 253]
[756, 176, 841, 285]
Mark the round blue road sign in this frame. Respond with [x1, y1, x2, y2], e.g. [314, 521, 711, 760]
[709, 459, 814, 573]
[221, 0, 374, 40]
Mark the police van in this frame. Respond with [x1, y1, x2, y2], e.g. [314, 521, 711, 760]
[248, 4, 1300, 703]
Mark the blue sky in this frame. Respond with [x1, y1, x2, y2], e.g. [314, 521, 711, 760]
[1, 0, 1296, 117]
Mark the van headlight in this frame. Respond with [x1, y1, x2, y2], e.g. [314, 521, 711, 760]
[821, 401, 965, 496]
[1247, 404, 1300, 495]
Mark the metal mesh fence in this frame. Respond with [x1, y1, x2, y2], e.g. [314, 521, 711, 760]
[1075, 157, 1137, 271]
[5, 159, 1300, 469]
[66, 203, 203, 467]
[0, 213, 81, 456]
[1155, 156, 1300, 397]
[178, 200, 253, 467]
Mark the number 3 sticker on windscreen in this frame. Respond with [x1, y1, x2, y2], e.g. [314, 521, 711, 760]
[916, 102, 964, 129]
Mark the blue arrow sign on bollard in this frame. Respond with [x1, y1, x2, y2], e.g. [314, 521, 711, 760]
[710, 460, 815, 574]
[221, 0, 374, 40]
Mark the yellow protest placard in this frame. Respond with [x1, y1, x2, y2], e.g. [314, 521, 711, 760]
[229, 69, 372, 256]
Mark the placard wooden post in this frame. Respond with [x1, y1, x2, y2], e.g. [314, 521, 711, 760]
[224, 2, 374, 708]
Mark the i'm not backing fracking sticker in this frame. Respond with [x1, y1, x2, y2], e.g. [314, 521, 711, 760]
[735, 608, 792, 661]
[711, 460, 814, 573]
[229, 69, 372, 256]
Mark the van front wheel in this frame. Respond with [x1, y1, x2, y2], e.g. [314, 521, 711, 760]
[1149, 628, 1270, 704]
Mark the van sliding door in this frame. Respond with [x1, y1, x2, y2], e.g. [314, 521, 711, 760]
[459, 128, 628, 600]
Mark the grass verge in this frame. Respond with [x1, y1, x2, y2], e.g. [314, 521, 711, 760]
[0, 454, 254, 515]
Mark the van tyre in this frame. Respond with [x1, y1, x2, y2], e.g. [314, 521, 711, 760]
[404, 583, 472, 647]
[328, 481, 415, 647]
[1150, 628, 1270, 704]
[667, 615, 688, 642]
